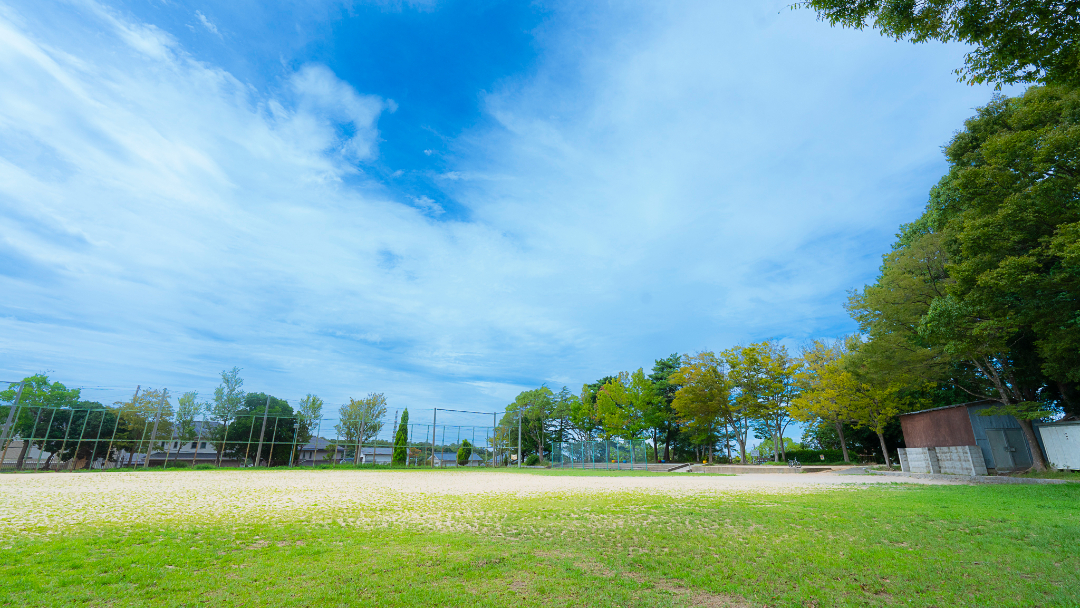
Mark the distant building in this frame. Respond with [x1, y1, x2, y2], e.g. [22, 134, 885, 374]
[297, 437, 345, 465]
[431, 451, 482, 467]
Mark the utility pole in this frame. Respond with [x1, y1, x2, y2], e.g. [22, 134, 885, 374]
[517, 408, 522, 469]
[144, 391, 168, 468]
[0, 381, 26, 456]
[254, 395, 271, 467]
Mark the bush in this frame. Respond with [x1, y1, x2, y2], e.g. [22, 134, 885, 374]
[525, 454, 541, 466]
[165, 461, 191, 469]
[457, 439, 473, 466]
[193, 463, 215, 470]
[782, 449, 848, 463]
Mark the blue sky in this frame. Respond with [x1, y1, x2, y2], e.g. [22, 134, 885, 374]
[0, 0, 1015, 436]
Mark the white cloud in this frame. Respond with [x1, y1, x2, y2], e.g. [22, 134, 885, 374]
[0, 0, 1014, 423]
[195, 10, 220, 37]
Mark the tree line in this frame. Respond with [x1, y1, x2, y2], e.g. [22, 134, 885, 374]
[0, 368, 393, 468]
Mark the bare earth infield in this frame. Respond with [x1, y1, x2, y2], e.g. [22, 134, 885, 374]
[0, 468, 953, 537]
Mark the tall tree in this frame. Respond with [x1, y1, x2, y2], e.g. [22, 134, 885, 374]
[803, 0, 1080, 86]
[336, 393, 387, 463]
[209, 367, 245, 466]
[392, 408, 409, 464]
[594, 370, 656, 441]
[792, 339, 858, 462]
[670, 352, 732, 463]
[758, 341, 800, 461]
[295, 394, 324, 462]
[648, 354, 683, 462]
[503, 387, 555, 460]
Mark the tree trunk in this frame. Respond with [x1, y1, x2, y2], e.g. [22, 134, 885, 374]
[664, 436, 671, 462]
[1016, 418, 1048, 472]
[737, 438, 747, 464]
[16, 440, 31, 470]
[39, 452, 53, 471]
[876, 432, 892, 470]
[773, 431, 780, 462]
[834, 420, 850, 462]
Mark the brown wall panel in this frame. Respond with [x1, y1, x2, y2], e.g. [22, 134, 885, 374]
[900, 406, 977, 448]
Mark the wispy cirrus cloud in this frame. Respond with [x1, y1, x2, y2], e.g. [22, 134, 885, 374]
[0, 0, 1013, 428]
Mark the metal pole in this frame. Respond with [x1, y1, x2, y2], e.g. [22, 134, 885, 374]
[89, 408, 107, 469]
[72, 407, 92, 470]
[144, 391, 168, 469]
[493, 412, 497, 467]
[254, 395, 271, 467]
[56, 408, 76, 471]
[312, 416, 323, 466]
[105, 386, 138, 469]
[431, 409, 437, 468]
[517, 409, 522, 468]
[0, 381, 26, 455]
[243, 412, 257, 466]
[356, 408, 367, 466]
[40, 406, 59, 470]
[288, 415, 299, 468]
[267, 416, 279, 467]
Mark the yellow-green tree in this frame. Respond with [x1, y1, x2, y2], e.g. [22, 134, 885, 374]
[670, 352, 732, 463]
[594, 369, 656, 440]
[792, 339, 859, 462]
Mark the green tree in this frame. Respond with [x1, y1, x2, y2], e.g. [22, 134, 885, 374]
[670, 352, 732, 463]
[294, 394, 323, 463]
[803, 0, 1080, 86]
[502, 387, 555, 460]
[457, 439, 473, 466]
[336, 393, 387, 464]
[209, 367, 245, 466]
[648, 354, 683, 462]
[392, 409, 409, 464]
[849, 86, 1080, 471]
[792, 339, 859, 462]
[594, 370, 656, 441]
[1, 375, 82, 468]
[223, 393, 296, 466]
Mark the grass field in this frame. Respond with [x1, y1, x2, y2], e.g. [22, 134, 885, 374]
[1, 468, 1077, 607]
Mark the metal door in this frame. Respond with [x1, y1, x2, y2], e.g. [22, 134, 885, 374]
[1004, 429, 1032, 468]
[986, 429, 1014, 470]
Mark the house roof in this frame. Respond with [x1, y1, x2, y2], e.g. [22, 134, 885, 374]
[300, 437, 345, 451]
[899, 400, 998, 417]
[432, 451, 482, 461]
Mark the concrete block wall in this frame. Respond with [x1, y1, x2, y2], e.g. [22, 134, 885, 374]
[935, 445, 988, 476]
[899, 447, 939, 474]
[899, 446, 987, 476]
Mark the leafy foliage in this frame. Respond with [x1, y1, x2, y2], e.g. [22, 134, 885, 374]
[803, 0, 1080, 87]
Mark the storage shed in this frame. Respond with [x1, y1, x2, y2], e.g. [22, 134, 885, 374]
[1034, 418, 1080, 471]
[899, 400, 1034, 473]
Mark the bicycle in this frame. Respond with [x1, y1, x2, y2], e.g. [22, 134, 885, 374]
[787, 458, 801, 468]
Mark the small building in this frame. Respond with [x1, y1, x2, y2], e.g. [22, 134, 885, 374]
[899, 400, 1034, 474]
[298, 437, 346, 465]
[359, 446, 394, 464]
[431, 451, 482, 467]
[1035, 417, 1080, 471]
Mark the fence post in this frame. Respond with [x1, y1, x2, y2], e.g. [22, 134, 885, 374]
[254, 395, 271, 467]
[144, 391, 168, 468]
[72, 407, 93, 470]
[431, 410, 437, 468]
[0, 381, 26, 457]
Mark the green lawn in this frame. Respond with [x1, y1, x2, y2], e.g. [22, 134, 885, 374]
[1, 469, 1077, 607]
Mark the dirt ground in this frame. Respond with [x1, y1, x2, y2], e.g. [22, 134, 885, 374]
[0, 468, 954, 535]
